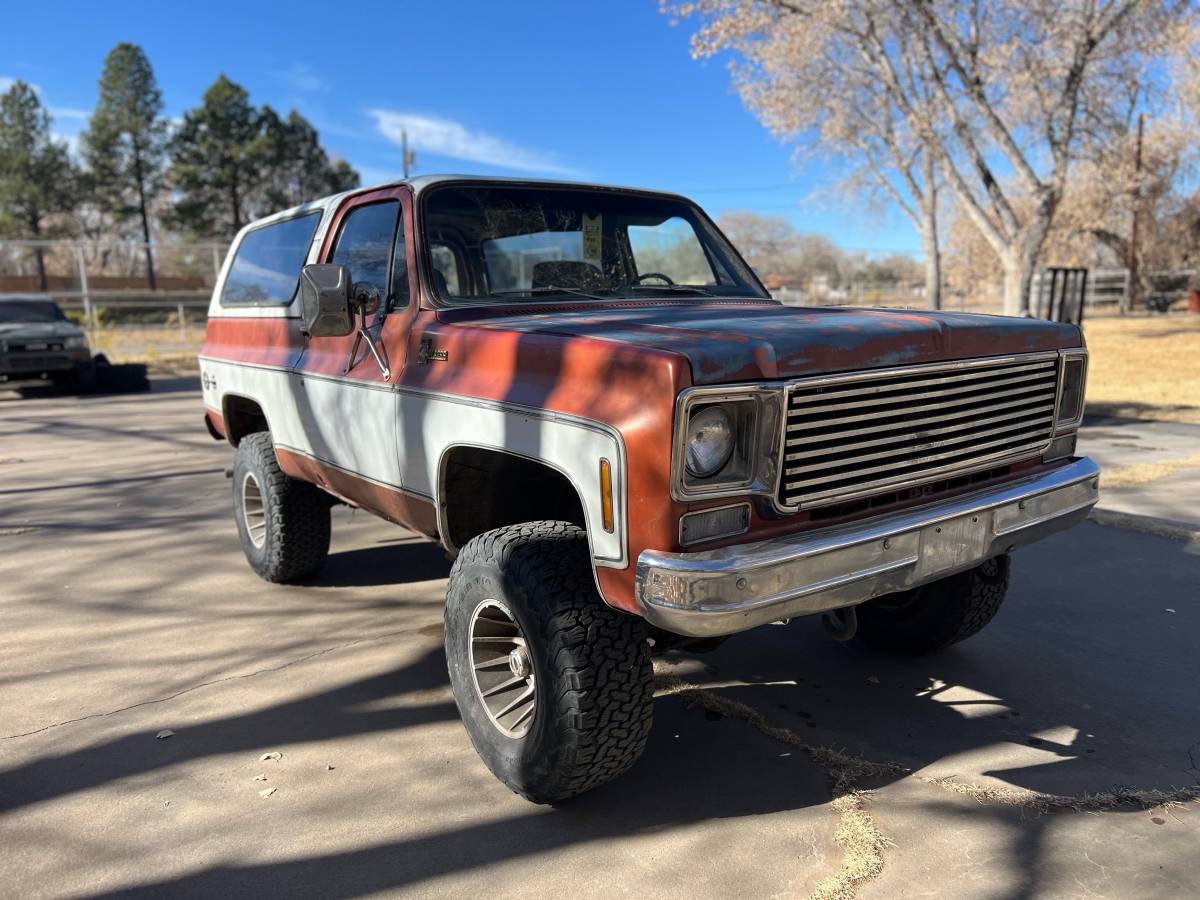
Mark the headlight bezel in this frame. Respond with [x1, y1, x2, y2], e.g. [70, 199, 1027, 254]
[64, 335, 90, 351]
[671, 384, 784, 502]
[1054, 349, 1088, 431]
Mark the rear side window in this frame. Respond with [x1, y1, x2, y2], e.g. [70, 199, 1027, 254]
[221, 212, 321, 306]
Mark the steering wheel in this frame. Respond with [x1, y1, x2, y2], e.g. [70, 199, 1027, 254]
[632, 272, 676, 286]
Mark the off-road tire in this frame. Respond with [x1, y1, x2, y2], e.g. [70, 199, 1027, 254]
[444, 521, 655, 804]
[854, 555, 1010, 653]
[232, 432, 331, 583]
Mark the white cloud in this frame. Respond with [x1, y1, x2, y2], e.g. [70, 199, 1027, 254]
[0, 75, 40, 93]
[369, 110, 578, 177]
[49, 107, 90, 122]
[275, 62, 328, 94]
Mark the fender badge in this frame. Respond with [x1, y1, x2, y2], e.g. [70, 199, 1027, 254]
[417, 337, 448, 364]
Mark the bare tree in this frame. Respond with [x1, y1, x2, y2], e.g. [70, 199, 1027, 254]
[666, 0, 1193, 315]
[718, 211, 802, 275]
[944, 113, 1198, 301]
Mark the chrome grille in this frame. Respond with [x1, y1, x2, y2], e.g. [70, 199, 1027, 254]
[779, 355, 1060, 509]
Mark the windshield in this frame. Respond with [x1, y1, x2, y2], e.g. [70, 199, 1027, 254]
[0, 300, 67, 324]
[421, 184, 767, 304]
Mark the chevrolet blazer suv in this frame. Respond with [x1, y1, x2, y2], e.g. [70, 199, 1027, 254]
[199, 175, 1098, 802]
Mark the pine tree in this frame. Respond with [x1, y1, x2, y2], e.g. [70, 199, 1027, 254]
[167, 75, 261, 238]
[0, 81, 79, 290]
[253, 107, 359, 211]
[168, 77, 360, 237]
[81, 43, 168, 288]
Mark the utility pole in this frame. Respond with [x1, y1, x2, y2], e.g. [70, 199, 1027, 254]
[401, 130, 416, 179]
[1125, 111, 1144, 315]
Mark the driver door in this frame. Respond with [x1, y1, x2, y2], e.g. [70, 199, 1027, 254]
[291, 187, 415, 496]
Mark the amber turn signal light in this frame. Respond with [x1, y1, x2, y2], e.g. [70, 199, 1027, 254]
[599, 458, 614, 533]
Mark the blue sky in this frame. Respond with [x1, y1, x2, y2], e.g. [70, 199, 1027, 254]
[1, 0, 920, 252]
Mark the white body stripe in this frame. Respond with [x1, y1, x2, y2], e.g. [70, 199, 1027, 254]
[200, 357, 627, 566]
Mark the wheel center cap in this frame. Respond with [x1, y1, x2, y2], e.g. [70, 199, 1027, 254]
[508, 647, 530, 678]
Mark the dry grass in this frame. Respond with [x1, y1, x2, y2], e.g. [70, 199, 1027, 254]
[88, 326, 202, 372]
[1101, 452, 1200, 489]
[1083, 314, 1200, 423]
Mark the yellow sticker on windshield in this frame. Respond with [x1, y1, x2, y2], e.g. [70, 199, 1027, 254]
[582, 214, 602, 270]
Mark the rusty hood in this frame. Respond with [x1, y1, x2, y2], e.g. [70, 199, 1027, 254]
[438, 300, 1083, 385]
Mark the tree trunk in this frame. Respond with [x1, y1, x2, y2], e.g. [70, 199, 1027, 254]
[133, 144, 157, 291]
[1001, 194, 1057, 317]
[230, 156, 243, 235]
[1001, 251, 1036, 317]
[34, 248, 48, 293]
[920, 204, 941, 311]
[29, 213, 47, 292]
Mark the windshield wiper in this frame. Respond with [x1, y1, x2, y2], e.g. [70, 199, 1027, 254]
[623, 284, 716, 297]
[490, 285, 612, 303]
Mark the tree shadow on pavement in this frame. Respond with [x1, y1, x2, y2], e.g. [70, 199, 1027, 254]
[85, 693, 831, 899]
[0, 647, 455, 815]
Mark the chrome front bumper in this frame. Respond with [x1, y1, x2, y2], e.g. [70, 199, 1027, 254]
[636, 457, 1100, 637]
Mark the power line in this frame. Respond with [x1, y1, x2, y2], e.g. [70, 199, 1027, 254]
[673, 183, 801, 194]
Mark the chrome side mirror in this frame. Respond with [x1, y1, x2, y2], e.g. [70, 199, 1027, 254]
[299, 264, 353, 337]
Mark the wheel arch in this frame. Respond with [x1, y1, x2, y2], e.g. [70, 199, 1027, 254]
[436, 444, 591, 558]
[221, 392, 272, 447]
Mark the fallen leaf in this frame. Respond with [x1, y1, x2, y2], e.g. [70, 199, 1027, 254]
[155, 729, 175, 740]
[326, 764, 335, 771]
[258, 787, 276, 799]
[1165, 608, 1176, 614]
[260, 751, 282, 761]
[866, 676, 880, 686]
[252, 774, 267, 782]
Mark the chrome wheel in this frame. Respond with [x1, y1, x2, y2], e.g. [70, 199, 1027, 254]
[469, 599, 536, 738]
[241, 472, 267, 548]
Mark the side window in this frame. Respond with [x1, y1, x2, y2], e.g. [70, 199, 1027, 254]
[221, 212, 320, 306]
[329, 200, 399, 306]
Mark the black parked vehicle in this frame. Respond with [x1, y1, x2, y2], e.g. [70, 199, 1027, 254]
[0, 296, 96, 390]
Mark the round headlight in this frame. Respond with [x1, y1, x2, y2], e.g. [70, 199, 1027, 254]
[685, 406, 735, 478]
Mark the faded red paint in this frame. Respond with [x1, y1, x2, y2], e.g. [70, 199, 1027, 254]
[202, 316, 305, 368]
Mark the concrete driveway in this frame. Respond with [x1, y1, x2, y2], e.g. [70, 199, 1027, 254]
[1, 381, 1197, 899]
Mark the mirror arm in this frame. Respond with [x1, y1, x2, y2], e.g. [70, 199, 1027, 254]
[344, 301, 391, 380]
